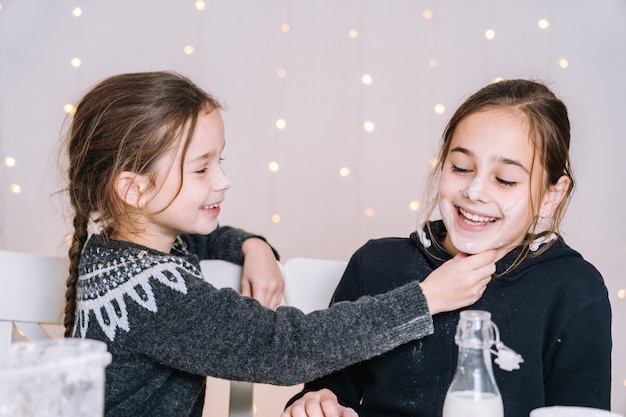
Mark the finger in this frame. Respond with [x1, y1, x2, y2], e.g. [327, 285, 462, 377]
[304, 400, 327, 417]
[284, 402, 312, 417]
[470, 249, 497, 268]
[341, 407, 359, 417]
[240, 279, 252, 298]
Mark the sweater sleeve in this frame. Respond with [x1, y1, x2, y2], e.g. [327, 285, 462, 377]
[179, 225, 280, 264]
[287, 249, 375, 408]
[118, 267, 433, 386]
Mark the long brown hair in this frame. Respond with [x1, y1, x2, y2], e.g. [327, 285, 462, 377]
[63, 71, 222, 335]
[423, 79, 574, 269]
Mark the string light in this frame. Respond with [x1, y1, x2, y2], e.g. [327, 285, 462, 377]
[275, 118, 286, 130]
[183, 45, 195, 55]
[485, 29, 496, 40]
[72, 7, 82, 17]
[409, 201, 421, 211]
[64, 104, 77, 114]
[422, 10, 433, 19]
[618, 289, 625, 298]
[492, 76, 504, 83]
[559, 58, 569, 68]
[434, 104, 446, 114]
[361, 74, 373, 85]
[538, 19, 550, 29]
[363, 208, 375, 217]
[195, 1, 205, 11]
[348, 29, 359, 39]
[271, 214, 281, 224]
[10, 184, 21, 194]
[71, 57, 81, 68]
[339, 167, 351, 177]
[363, 121, 375, 132]
[428, 157, 438, 167]
[428, 58, 438, 68]
[281, 24, 290, 33]
[4, 156, 15, 167]
[268, 161, 280, 172]
[277, 68, 287, 78]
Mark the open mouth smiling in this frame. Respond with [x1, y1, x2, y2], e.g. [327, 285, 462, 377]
[457, 207, 499, 225]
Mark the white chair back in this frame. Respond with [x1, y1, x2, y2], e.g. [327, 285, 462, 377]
[0, 250, 67, 348]
[283, 257, 347, 313]
[200, 257, 347, 417]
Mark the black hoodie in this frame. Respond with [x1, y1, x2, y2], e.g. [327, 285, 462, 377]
[291, 220, 612, 417]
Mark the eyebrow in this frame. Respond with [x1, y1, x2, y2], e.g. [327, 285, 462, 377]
[449, 146, 529, 173]
[187, 151, 215, 163]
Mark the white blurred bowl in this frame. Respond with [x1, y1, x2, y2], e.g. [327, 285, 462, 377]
[530, 406, 623, 417]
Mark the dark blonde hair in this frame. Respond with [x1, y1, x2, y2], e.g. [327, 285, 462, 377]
[423, 79, 574, 267]
[63, 71, 222, 335]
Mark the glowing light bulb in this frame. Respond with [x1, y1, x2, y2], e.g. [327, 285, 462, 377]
[361, 74, 373, 85]
[339, 167, 351, 177]
[275, 118, 286, 130]
[428, 157, 438, 167]
[268, 161, 280, 172]
[4, 156, 16, 167]
[71, 57, 82, 68]
[271, 214, 281, 224]
[72, 7, 82, 17]
[428, 58, 438, 68]
[618, 289, 625, 298]
[195, 1, 206, 11]
[64, 104, 76, 114]
[538, 19, 550, 29]
[434, 104, 446, 114]
[10, 184, 21, 194]
[492, 77, 504, 83]
[363, 208, 375, 217]
[184, 45, 195, 55]
[277, 68, 287, 78]
[281, 24, 290, 33]
[348, 29, 359, 39]
[363, 121, 375, 132]
[485, 29, 496, 40]
[422, 10, 433, 19]
[559, 59, 569, 68]
[409, 201, 421, 211]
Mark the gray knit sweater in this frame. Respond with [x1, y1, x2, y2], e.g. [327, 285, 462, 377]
[72, 227, 433, 417]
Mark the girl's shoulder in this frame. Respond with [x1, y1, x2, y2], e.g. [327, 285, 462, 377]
[501, 236, 606, 295]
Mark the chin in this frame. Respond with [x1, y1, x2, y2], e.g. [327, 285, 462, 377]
[449, 236, 491, 255]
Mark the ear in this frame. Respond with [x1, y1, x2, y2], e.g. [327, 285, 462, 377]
[538, 175, 571, 218]
[114, 171, 151, 209]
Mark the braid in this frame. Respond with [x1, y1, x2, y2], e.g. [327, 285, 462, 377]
[63, 214, 89, 336]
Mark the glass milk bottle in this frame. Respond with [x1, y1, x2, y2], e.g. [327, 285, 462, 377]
[442, 310, 504, 417]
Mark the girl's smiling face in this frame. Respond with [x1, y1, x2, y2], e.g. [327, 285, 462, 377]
[132, 110, 231, 252]
[438, 108, 546, 260]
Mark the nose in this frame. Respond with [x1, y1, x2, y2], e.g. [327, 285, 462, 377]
[464, 177, 484, 202]
[213, 166, 231, 191]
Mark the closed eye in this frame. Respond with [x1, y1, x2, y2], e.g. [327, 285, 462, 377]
[451, 165, 473, 174]
[496, 177, 517, 187]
